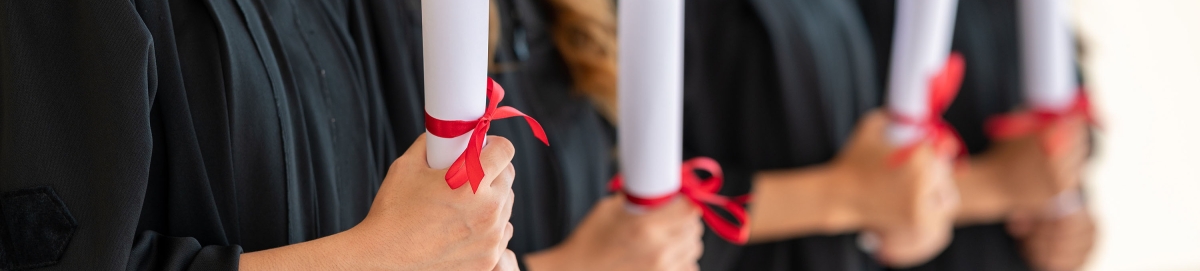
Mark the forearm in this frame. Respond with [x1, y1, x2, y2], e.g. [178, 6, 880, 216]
[953, 156, 1014, 225]
[747, 164, 861, 243]
[240, 230, 361, 270]
[523, 247, 570, 271]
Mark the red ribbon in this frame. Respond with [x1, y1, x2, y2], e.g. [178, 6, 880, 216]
[888, 52, 968, 166]
[608, 157, 752, 244]
[984, 89, 1096, 156]
[425, 77, 549, 193]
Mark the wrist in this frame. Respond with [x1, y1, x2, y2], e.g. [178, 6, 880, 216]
[953, 155, 1016, 224]
[821, 163, 866, 233]
[747, 164, 863, 242]
[239, 228, 359, 271]
[523, 246, 571, 271]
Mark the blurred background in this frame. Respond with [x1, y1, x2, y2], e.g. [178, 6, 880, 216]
[1075, 0, 1200, 270]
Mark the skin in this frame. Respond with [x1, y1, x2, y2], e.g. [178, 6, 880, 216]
[957, 111, 1096, 271]
[746, 110, 961, 267]
[240, 135, 520, 271]
[523, 196, 704, 271]
[955, 115, 1091, 224]
[743, 109, 1095, 268]
[1007, 209, 1097, 271]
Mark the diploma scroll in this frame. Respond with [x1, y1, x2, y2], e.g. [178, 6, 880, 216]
[422, 0, 489, 170]
[422, 0, 548, 192]
[617, 0, 686, 201]
[1019, 0, 1078, 111]
[886, 0, 961, 146]
[614, 0, 749, 244]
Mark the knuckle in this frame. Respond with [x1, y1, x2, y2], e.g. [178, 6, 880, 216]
[688, 221, 705, 237]
[626, 225, 648, 241]
[389, 156, 407, 171]
[651, 252, 670, 270]
[490, 136, 516, 159]
[470, 213, 495, 234]
[449, 222, 474, 243]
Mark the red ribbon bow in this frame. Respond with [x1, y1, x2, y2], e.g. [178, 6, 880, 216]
[889, 52, 969, 166]
[425, 77, 549, 193]
[984, 89, 1096, 156]
[608, 157, 752, 244]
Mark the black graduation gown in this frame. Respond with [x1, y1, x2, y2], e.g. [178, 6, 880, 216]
[686, 0, 1037, 270]
[2, 0, 611, 270]
[0, 0, 428, 269]
[858, 0, 1036, 270]
[684, 0, 883, 270]
[486, 0, 615, 262]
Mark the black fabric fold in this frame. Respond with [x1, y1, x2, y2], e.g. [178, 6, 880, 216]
[857, 0, 1035, 270]
[127, 231, 241, 271]
[1, 0, 157, 269]
[2, 0, 431, 269]
[684, 0, 881, 270]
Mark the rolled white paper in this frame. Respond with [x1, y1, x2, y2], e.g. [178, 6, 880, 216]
[886, 0, 961, 146]
[422, 0, 490, 169]
[618, 0, 685, 201]
[1019, 0, 1078, 111]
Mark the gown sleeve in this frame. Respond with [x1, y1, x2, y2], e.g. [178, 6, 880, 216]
[0, 1, 239, 270]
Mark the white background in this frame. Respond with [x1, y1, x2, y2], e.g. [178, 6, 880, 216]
[1075, 0, 1200, 270]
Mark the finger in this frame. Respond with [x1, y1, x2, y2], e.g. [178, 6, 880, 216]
[880, 231, 944, 268]
[873, 231, 905, 266]
[497, 188, 515, 225]
[932, 178, 961, 216]
[502, 222, 514, 245]
[875, 224, 951, 268]
[491, 163, 516, 189]
[665, 239, 705, 271]
[669, 262, 701, 271]
[478, 136, 516, 189]
[675, 264, 700, 271]
[491, 250, 518, 271]
[670, 218, 705, 240]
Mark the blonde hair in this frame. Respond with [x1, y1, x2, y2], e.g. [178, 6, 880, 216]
[489, 0, 618, 122]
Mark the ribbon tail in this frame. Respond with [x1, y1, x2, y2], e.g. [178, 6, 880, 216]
[929, 53, 965, 111]
[694, 200, 750, 244]
[445, 154, 471, 189]
[491, 106, 550, 146]
[523, 115, 549, 145]
[465, 126, 489, 193]
[731, 195, 752, 204]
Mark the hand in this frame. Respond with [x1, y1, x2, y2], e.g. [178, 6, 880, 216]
[524, 195, 704, 271]
[831, 110, 960, 267]
[353, 134, 518, 270]
[1007, 209, 1097, 271]
[240, 134, 518, 270]
[492, 250, 519, 271]
[980, 114, 1089, 211]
